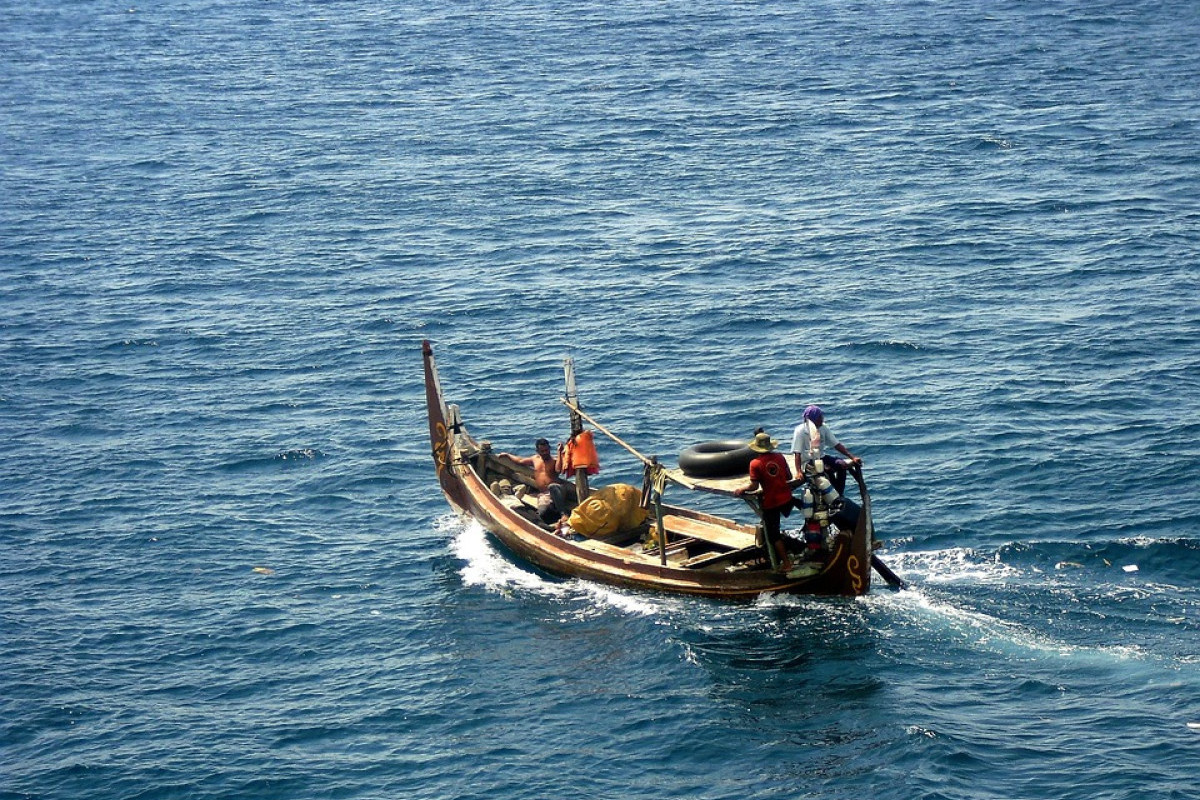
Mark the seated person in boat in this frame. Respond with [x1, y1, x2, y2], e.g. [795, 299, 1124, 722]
[497, 438, 570, 525]
[791, 405, 861, 495]
[734, 431, 800, 573]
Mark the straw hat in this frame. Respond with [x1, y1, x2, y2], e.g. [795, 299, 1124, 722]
[748, 432, 778, 453]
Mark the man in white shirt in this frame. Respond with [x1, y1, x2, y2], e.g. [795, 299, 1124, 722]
[790, 405, 861, 495]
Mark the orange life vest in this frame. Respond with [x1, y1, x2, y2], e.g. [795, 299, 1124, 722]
[565, 430, 600, 475]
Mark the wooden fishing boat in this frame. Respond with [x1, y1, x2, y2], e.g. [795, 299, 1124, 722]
[423, 340, 896, 599]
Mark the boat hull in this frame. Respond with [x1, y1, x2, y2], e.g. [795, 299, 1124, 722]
[423, 340, 872, 599]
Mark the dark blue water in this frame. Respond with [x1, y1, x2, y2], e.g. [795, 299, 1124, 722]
[3, 1, 1198, 798]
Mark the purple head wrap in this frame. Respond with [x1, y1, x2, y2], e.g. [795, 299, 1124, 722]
[803, 405, 824, 425]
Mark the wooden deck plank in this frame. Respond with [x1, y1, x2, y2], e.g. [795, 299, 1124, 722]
[661, 514, 756, 550]
[681, 546, 759, 569]
[572, 537, 675, 564]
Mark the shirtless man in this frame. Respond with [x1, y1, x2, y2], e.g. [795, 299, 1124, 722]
[498, 438, 568, 524]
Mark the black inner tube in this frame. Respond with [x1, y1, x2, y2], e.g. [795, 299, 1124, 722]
[678, 439, 756, 478]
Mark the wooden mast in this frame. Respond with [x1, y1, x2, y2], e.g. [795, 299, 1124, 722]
[563, 356, 590, 500]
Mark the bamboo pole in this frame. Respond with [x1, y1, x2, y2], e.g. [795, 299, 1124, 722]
[560, 398, 700, 490]
[560, 398, 651, 466]
[654, 489, 668, 567]
[562, 359, 590, 500]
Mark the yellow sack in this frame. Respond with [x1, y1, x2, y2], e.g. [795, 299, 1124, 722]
[568, 483, 648, 538]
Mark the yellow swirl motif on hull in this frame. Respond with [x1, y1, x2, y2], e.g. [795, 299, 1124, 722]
[848, 554, 863, 594]
[432, 421, 452, 476]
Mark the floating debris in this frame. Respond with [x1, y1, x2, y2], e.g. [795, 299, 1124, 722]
[252, 566, 275, 575]
[275, 448, 322, 461]
[1122, 564, 1139, 573]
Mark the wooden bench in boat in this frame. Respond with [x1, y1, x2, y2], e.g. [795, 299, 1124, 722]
[660, 514, 756, 550]
[575, 537, 692, 565]
[681, 545, 761, 570]
[575, 537, 642, 558]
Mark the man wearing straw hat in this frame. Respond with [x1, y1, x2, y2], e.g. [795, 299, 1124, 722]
[734, 430, 799, 573]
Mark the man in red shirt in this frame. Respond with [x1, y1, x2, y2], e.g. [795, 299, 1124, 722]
[734, 430, 800, 572]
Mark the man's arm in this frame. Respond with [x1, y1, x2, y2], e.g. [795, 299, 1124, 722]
[733, 479, 761, 497]
[497, 452, 535, 467]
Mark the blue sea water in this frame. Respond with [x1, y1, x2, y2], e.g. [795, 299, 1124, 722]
[2, 0, 1199, 798]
